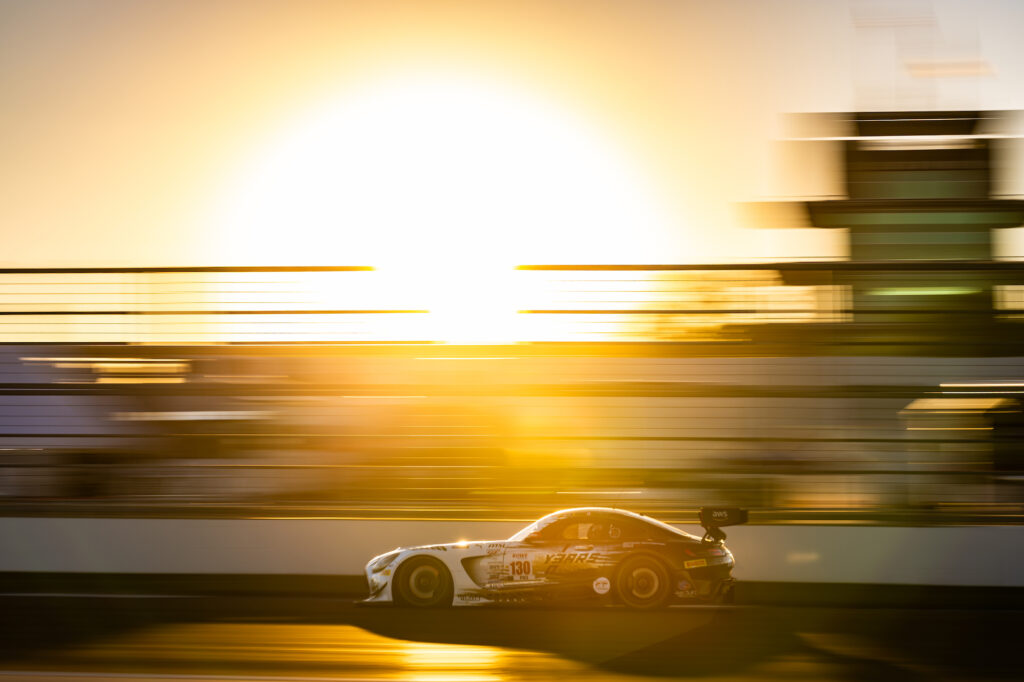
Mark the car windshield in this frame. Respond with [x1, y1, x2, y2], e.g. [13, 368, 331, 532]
[507, 515, 555, 542]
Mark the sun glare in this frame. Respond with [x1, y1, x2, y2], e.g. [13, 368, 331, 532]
[208, 70, 675, 342]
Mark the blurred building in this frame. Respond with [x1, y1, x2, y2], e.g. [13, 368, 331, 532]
[749, 110, 1024, 355]
[806, 111, 1024, 330]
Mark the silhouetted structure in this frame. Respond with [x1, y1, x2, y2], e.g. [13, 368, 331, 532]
[805, 111, 1024, 328]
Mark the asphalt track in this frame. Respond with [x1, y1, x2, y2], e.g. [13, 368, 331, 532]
[0, 595, 1019, 681]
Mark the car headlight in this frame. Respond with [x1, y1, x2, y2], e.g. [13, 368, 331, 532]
[368, 550, 401, 574]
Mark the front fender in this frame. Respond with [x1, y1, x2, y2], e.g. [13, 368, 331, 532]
[364, 545, 488, 605]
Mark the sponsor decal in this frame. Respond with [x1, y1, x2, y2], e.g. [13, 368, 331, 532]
[544, 552, 600, 564]
[592, 577, 611, 595]
[486, 561, 504, 581]
[677, 579, 692, 591]
[708, 548, 724, 556]
[684, 559, 708, 569]
[383, 570, 391, 576]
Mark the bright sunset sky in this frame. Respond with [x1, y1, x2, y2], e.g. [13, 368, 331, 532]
[3, 0, 1024, 268]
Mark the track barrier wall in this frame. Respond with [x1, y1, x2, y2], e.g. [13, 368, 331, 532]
[2, 518, 1022, 593]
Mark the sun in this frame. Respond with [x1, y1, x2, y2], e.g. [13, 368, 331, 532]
[207, 69, 675, 343]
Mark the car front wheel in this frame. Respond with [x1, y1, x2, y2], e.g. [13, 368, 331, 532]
[615, 555, 671, 609]
[393, 556, 454, 608]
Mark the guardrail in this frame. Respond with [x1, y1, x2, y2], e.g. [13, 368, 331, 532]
[0, 261, 1019, 349]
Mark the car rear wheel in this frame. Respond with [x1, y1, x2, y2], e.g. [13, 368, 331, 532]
[615, 555, 671, 609]
[394, 556, 453, 608]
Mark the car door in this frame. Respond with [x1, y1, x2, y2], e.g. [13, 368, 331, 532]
[500, 515, 580, 588]
[508, 516, 616, 589]
[552, 517, 622, 584]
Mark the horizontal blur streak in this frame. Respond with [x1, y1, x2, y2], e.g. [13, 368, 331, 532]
[3, 262, 1024, 344]
[2, 340, 1024, 523]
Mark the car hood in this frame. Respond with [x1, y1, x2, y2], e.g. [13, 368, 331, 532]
[407, 540, 508, 553]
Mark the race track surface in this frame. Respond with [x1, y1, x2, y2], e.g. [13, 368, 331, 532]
[0, 595, 1018, 681]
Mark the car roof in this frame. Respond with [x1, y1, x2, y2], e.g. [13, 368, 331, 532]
[533, 507, 700, 541]
[533, 507, 665, 527]
[542, 507, 647, 520]
[508, 507, 702, 543]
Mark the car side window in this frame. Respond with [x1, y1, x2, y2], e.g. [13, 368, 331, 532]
[606, 517, 662, 541]
[536, 514, 664, 543]
[558, 521, 609, 541]
[559, 522, 586, 540]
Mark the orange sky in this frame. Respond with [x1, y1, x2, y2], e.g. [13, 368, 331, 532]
[2, 0, 1023, 267]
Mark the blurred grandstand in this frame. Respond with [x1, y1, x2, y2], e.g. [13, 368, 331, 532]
[3, 110, 1024, 524]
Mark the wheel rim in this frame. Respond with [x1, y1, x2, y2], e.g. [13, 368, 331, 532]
[628, 567, 660, 600]
[408, 564, 440, 600]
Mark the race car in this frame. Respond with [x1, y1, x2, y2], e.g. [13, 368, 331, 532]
[362, 506, 746, 608]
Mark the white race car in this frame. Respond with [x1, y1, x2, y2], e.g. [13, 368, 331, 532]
[363, 506, 745, 608]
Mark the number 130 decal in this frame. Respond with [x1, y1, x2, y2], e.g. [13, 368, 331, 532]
[509, 560, 532, 579]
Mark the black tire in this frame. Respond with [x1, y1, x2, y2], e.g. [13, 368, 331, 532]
[615, 555, 672, 609]
[393, 556, 454, 608]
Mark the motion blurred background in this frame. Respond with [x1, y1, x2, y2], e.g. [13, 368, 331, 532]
[8, 5, 1024, 680]
[3, 0, 1024, 528]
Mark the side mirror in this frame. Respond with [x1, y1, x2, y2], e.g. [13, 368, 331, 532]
[524, 532, 544, 544]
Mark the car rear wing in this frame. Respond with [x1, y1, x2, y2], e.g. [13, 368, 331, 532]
[698, 507, 748, 543]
